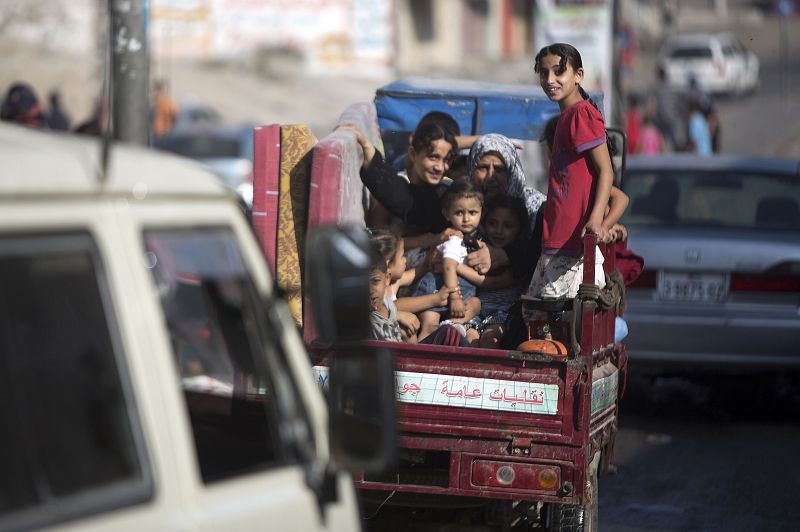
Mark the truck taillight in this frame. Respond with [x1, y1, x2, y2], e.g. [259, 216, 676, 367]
[715, 61, 726, 76]
[537, 468, 559, 489]
[471, 460, 561, 492]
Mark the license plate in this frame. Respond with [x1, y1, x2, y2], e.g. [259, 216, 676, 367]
[657, 271, 729, 302]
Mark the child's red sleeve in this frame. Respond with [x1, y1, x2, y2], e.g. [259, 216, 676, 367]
[570, 104, 607, 154]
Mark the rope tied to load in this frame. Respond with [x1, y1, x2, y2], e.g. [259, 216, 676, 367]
[570, 269, 627, 356]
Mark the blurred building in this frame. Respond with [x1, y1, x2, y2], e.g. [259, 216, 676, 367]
[150, 0, 396, 76]
[394, 0, 534, 72]
[150, 0, 537, 76]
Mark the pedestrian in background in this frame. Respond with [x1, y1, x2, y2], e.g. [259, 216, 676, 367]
[152, 79, 178, 138]
[688, 74, 720, 153]
[0, 82, 47, 128]
[687, 99, 712, 156]
[648, 66, 687, 152]
[47, 90, 71, 131]
[638, 114, 663, 156]
[625, 92, 642, 155]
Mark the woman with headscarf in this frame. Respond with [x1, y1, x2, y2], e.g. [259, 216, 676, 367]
[463, 133, 547, 278]
[0, 83, 47, 128]
[466, 134, 546, 231]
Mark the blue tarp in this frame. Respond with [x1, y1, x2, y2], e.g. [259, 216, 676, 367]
[374, 77, 604, 164]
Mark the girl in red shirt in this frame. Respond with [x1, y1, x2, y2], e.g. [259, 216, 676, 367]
[526, 43, 614, 301]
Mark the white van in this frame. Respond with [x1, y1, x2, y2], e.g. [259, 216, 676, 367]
[0, 123, 391, 531]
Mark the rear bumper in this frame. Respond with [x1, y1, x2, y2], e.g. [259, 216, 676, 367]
[355, 443, 584, 505]
[624, 297, 800, 368]
[355, 405, 619, 506]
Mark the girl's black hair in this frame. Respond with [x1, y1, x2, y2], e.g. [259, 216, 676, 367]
[368, 227, 401, 264]
[411, 121, 459, 164]
[541, 115, 559, 150]
[484, 195, 528, 235]
[441, 179, 484, 211]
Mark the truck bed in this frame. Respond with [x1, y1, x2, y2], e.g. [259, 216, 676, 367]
[313, 325, 623, 505]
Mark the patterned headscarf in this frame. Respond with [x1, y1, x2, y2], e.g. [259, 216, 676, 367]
[466, 133, 546, 233]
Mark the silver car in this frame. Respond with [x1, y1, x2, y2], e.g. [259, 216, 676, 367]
[620, 155, 800, 368]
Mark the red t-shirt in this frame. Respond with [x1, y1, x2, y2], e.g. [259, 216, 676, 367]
[542, 99, 607, 255]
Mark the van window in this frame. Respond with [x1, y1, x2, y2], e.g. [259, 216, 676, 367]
[0, 234, 151, 530]
[144, 228, 310, 483]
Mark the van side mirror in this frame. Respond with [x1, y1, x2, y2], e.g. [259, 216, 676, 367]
[306, 225, 396, 474]
[327, 345, 396, 474]
[606, 128, 627, 187]
[306, 226, 370, 344]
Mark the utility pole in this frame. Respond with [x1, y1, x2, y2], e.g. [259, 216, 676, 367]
[110, 0, 149, 145]
[611, 0, 622, 128]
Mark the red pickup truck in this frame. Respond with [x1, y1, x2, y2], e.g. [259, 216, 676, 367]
[250, 85, 627, 531]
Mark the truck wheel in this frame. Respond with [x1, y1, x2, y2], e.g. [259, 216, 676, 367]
[548, 452, 599, 532]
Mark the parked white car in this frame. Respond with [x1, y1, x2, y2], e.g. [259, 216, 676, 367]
[658, 32, 759, 94]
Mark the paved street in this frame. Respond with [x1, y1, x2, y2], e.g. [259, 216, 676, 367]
[600, 371, 800, 531]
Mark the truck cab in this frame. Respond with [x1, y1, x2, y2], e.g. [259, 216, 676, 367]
[0, 123, 380, 531]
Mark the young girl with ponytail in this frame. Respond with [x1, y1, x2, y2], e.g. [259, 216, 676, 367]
[525, 43, 614, 301]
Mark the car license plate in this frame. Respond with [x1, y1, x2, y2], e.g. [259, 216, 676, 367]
[657, 271, 730, 302]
